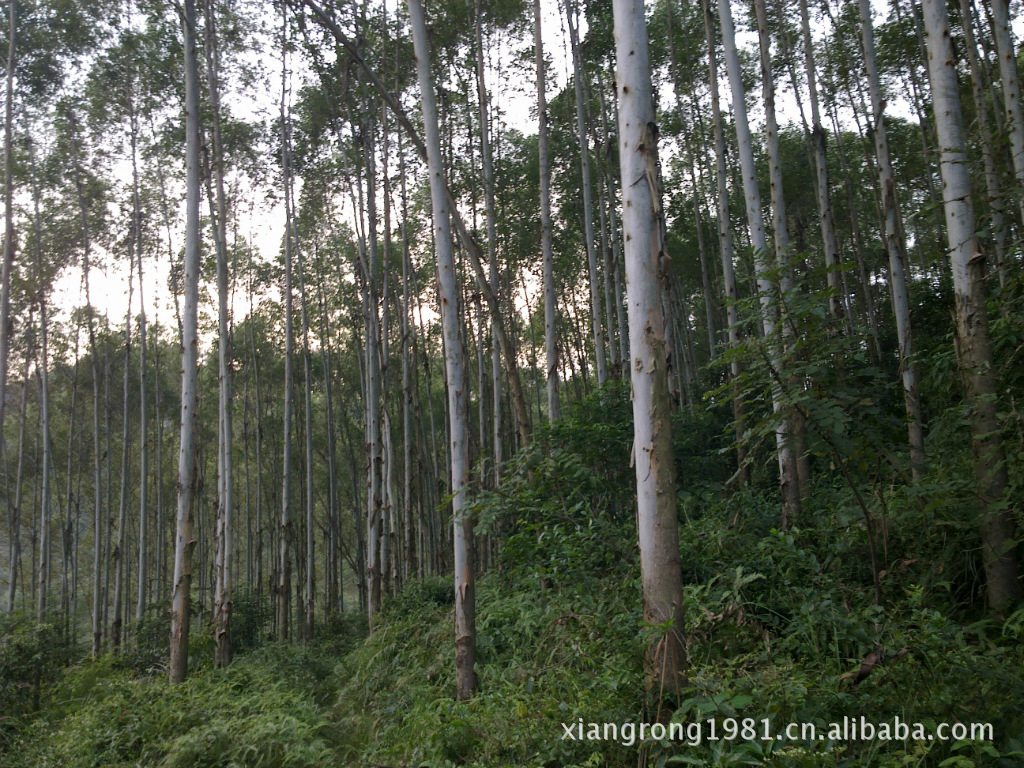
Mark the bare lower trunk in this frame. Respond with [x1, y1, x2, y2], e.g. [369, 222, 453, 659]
[923, 0, 1021, 611]
[169, 0, 202, 683]
[408, 0, 477, 699]
[612, 0, 686, 695]
[276, 4, 297, 643]
[204, 0, 233, 668]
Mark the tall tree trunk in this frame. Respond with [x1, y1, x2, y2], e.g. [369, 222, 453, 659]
[859, 0, 925, 481]
[959, 0, 1007, 291]
[277, 5, 295, 642]
[718, 0, 797, 519]
[798, 0, 844, 320]
[204, 0, 234, 668]
[596, 67, 629, 373]
[112, 292, 132, 651]
[472, 0, 503, 483]
[6, 335, 30, 611]
[563, 0, 607, 386]
[923, 0, 1022, 611]
[408, 0, 477, 700]
[302, 0, 533, 448]
[131, 107, 149, 625]
[399, 139, 417, 582]
[169, 0, 202, 683]
[612, 0, 686, 696]
[534, 0, 560, 422]
[28, 139, 52, 622]
[67, 113, 106, 654]
[0, 0, 14, 464]
[296, 205, 316, 641]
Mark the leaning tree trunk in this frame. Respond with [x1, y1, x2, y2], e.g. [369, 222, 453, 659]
[169, 0, 202, 684]
[859, 0, 925, 481]
[408, 0, 477, 700]
[922, 0, 1022, 611]
[612, 0, 686, 697]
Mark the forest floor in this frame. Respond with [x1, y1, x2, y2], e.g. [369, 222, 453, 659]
[2, 387, 1024, 767]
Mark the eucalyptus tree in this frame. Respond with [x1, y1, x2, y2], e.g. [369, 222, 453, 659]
[989, 0, 1024, 227]
[612, 0, 686, 695]
[700, 0, 747, 485]
[472, 0, 502, 481]
[169, 0, 202, 684]
[6, 330, 31, 613]
[1, 1, 14, 451]
[408, 0, 477, 699]
[533, 0, 559, 422]
[921, 0, 1022, 611]
[277, 1, 296, 642]
[203, 0, 234, 668]
[857, 0, 924, 480]
[87, 24, 153, 631]
[562, 0, 606, 387]
[717, 0, 800, 525]
[958, 0, 1006, 288]
[797, 0, 843, 320]
[59, 104, 107, 654]
[27, 135, 51, 621]
[303, 0, 533, 453]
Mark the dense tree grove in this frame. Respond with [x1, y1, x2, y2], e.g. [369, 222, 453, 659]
[1, 0, 1024, 764]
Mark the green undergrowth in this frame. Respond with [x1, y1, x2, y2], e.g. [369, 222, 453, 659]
[3, 385, 1024, 767]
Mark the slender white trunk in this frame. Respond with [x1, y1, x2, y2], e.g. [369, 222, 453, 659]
[923, 0, 1021, 610]
[718, 0, 797, 520]
[170, 0, 202, 683]
[408, 0, 476, 699]
[473, 0, 503, 481]
[859, 0, 925, 480]
[563, 0, 607, 385]
[534, 0, 560, 421]
[612, 0, 686, 695]
[296, 220, 315, 640]
[277, 4, 296, 642]
[701, 0, 747, 484]
[203, 0, 234, 666]
[0, 0, 14, 449]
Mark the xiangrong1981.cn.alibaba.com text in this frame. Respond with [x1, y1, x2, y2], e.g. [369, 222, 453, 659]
[559, 716, 994, 748]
